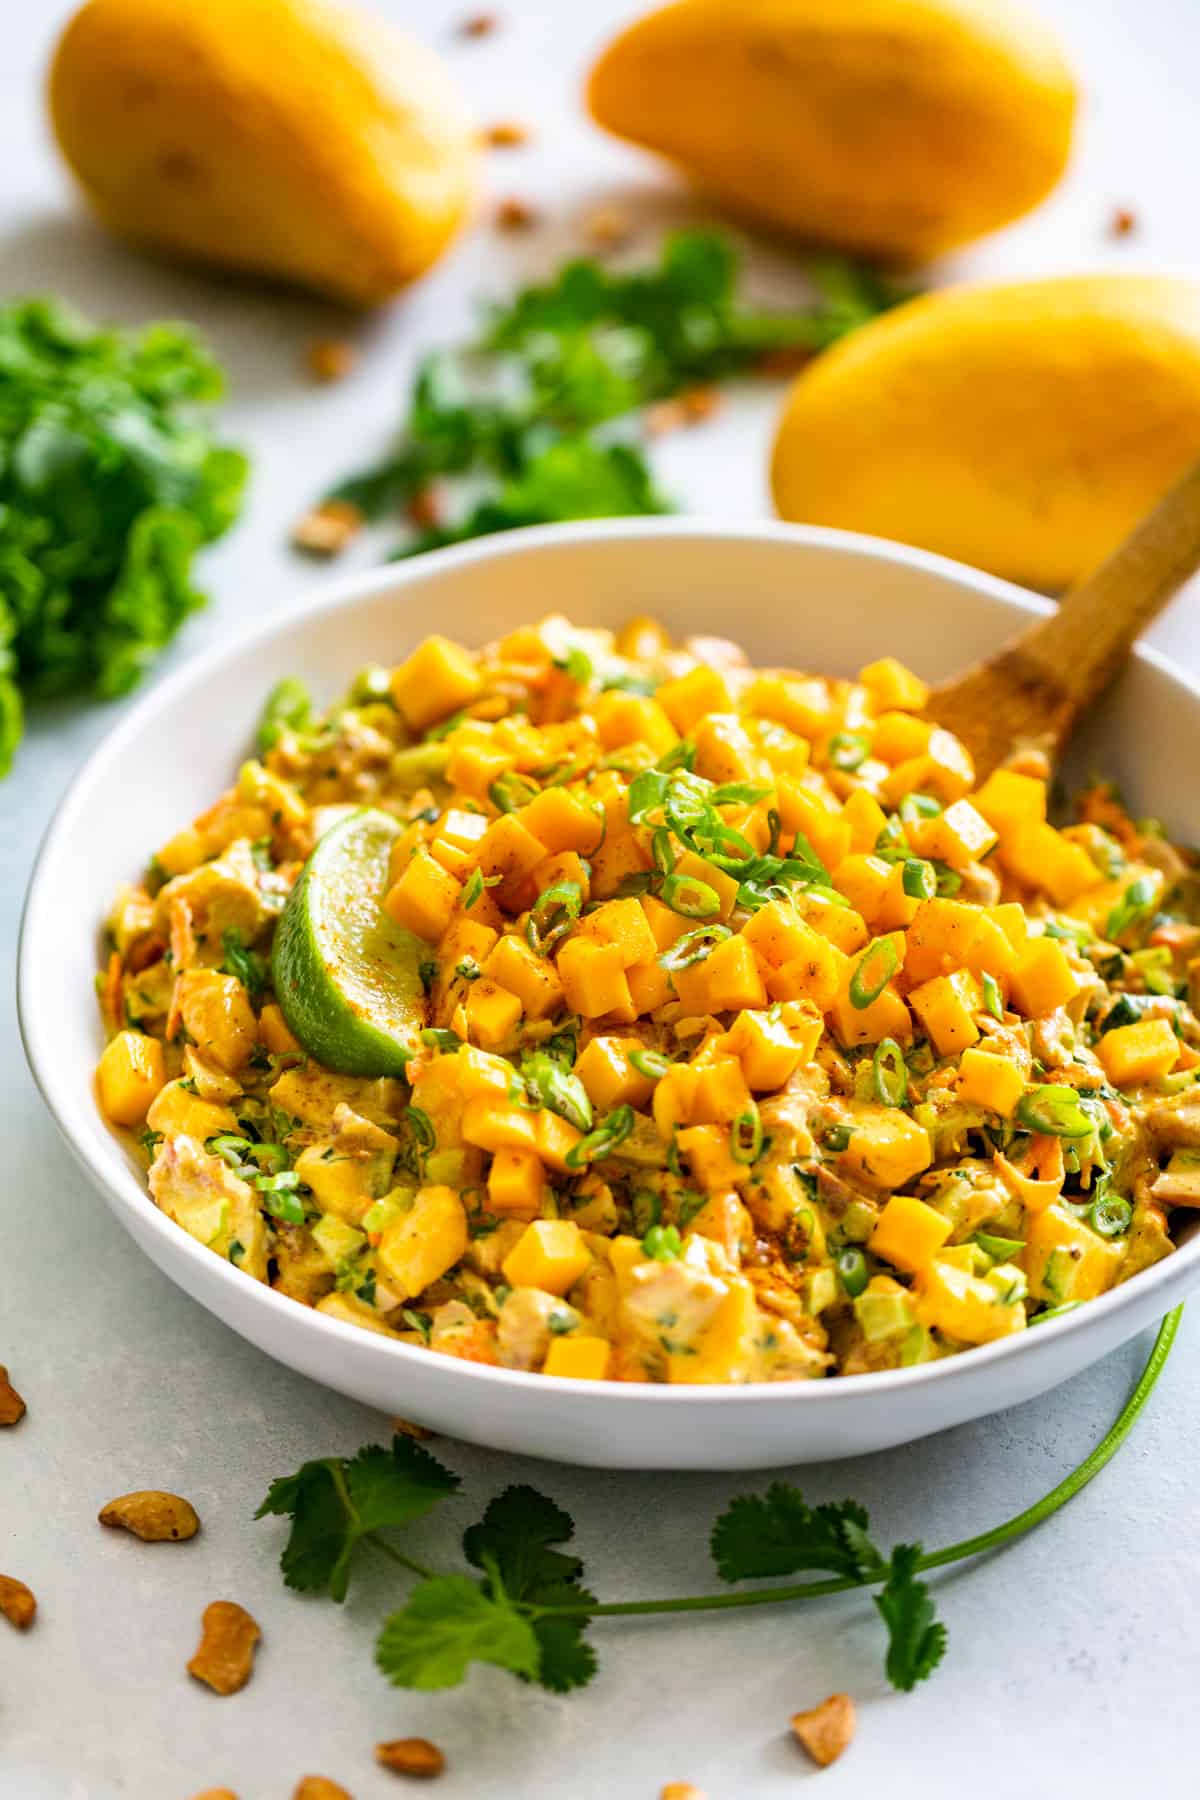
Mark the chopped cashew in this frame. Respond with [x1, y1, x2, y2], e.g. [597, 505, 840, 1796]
[0, 1575, 36, 1630]
[294, 1779, 354, 1800]
[99, 1490, 200, 1542]
[376, 1737, 446, 1778]
[791, 1692, 857, 1768]
[188, 1791, 240, 1800]
[188, 1601, 261, 1695]
[660, 1786, 709, 1799]
[0, 1365, 26, 1426]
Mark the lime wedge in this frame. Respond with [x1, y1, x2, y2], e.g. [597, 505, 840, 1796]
[271, 808, 427, 1077]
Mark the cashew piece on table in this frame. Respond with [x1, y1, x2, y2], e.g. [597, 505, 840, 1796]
[99, 1490, 200, 1541]
[0, 1575, 36, 1630]
[294, 1780, 354, 1800]
[187, 1601, 261, 1695]
[0, 1365, 26, 1425]
[791, 1692, 857, 1767]
[376, 1737, 446, 1778]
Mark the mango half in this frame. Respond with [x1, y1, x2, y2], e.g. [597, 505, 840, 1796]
[588, 0, 1076, 264]
[49, 0, 477, 305]
[770, 276, 1200, 591]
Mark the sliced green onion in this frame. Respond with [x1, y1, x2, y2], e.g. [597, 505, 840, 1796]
[934, 863, 962, 897]
[899, 792, 941, 822]
[1089, 1192, 1132, 1238]
[249, 1143, 288, 1175]
[523, 1053, 593, 1134]
[973, 1230, 1026, 1261]
[836, 1246, 868, 1297]
[824, 1123, 853, 1152]
[711, 781, 772, 807]
[657, 739, 696, 774]
[765, 808, 783, 856]
[488, 771, 540, 814]
[730, 1104, 763, 1164]
[651, 828, 676, 876]
[659, 923, 732, 971]
[627, 768, 671, 823]
[828, 731, 869, 772]
[421, 1028, 461, 1051]
[641, 1223, 682, 1261]
[564, 1105, 635, 1170]
[629, 1047, 671, 1081]
[455, 956, 482, 982]
[981, 971, 1004, 1020]
[207, 1134, 252, 1168]
[462, 869, 484, 910]
[872, 1038, 908, 1107]
[255, 1170, 305, 1224]
[1105, 875, 1157, 941]
[526, 879, 583, 955]
[1015, 1085, 1095, 1138]
[902, 858, 936, 900]
[406, 1105, 436, 1150]
[660, 872, 721, 920]
[849, 937, 899, 1010]
[1029, 1300, 1083, 1326]
[632, 1189, 662, 1234]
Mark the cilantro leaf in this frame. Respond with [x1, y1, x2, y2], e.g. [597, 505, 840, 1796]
[463, 1486, 597, 1693]
[875, 1545, 947, 1692]
[255, 1435, 459, 1601]
[220, 927, 268, 1004]
[711, 1484, 885, 1583]
[375, 1576, 541, 1690]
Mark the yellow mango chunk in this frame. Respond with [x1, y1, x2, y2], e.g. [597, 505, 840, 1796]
[841, 1106, 933, 1191]
[719, 1009, 808, 1091]
[146, 1079, 237, 1142]
[657, 665, 733, 734]
[384, 850, 461, 941]
[676, 1122, 745, 1191]
[859, 656, 928, 713]
[519, 787, 605, 855]
[973, 767, 1047, 835]
[869, 1194, 953, 1272]
[1023, 1203, 1124, 1304]
[671, 934, 767, 1013]
[829, 981, 913, 1049]
[870, 711, 932, 764]
[774, 776, 852, 870]
[794, 890, 869, 955]
[956, 1046, 1024, 1116]
[259, 1003, 301, 1056]
[575, 1036, 655, 1110]
[501, 1219, 591, 1296]
[627, 959, 673, 1014]
[487, 1148, 545, 1221]
[667, 1280, 760, 1384]
[1008, 938, 1079, 1017]
[908, 798, 998, 869]
[1097, 1018, 1180, 1087]
[1001, 822, 1099, 906]
[914, 1259, 1027, 1344]
[484, 933, 565, 1020]
[693, 712, 772, 786]
[475, 813, 547, 897]
[908, 969, 982, 1056]
[543, 1337, 613, 1380]
[462, 1096, 540, 1155]
[580, 897, 659, 968]
[672, 849, 741, 922]
[97, 1029, 166, 1128]
[690, 1056, 754, 1123]
[557, 937, 635, 1020]
[464, 979, 522, 1050]
[743, 674, 833, 738]
[377, 1186, 469, 1299]
[840, 787, 889, 855]
[533, 1109, 583, 1173]
[177, 969, 259, 1073]
[390, 636, 482, 731]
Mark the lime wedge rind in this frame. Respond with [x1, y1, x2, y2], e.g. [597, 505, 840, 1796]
[272, 808, 427, 1078]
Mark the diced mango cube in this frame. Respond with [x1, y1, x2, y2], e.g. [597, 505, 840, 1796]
[627, 959, 673, 1014]
[794, 891, 869, 954]
[914, 1259, 1027, 1344]
[464, 979, 522, 1050]
[652, 1063, 700, 1137]
[377, 1186, 468, 1298]
[693, 713, 771, 786]
[840, 787, 889, 855]
[870, 711, 933, 764]
[542, 1336, 613, 1380]
[557, 938, 635, 1020]
[691, 1056, 754, 1123]
[869, 1194, 953, 1272]
[904, 897, 985, 983]
[842, 1109, 932, 1191]
[390, 636, 482, 731]
[956, 1046, 1024, 1116]
[592, 691, 678, 756]
[1097, 1018, 1180, 1087]
[533, 1109, 583, 1172]
[1023, 1203, 1124, 1303]
[908, 969, 982, 1056]
[828, 982, 912, 1049]
[676, 1122, 746, 1191]
[670, 934, 767, 1014]
[501, 1219, 591, 1296]
[972, 767, 1046, 836]
[1001, 822, 1100, 906]
[719, 1009, 808, 1091]
[1008, 938, 1079, 1018]
[384, 850, 462, 942]
[475, 813, 548, 899]
[259, 1003, 301, 1056]
[743, 674, 833, 738]
[774, 777, 851, 870]
[657, 665, 733, 734]
[519, 787, 605, 855]
[580, 897, 659, 968]
[97, 1029, 166, 1127]
[575, 1036, 655, 1110]
[672, 850, 741, 922]
[858, 656, 929, 713]
[146, 1079, 237, 1141]
[487, 1149, 545, 1221]
[484, 933, 565, 1020]
[462, 1096, 540, 1155]
[908, 799, 998, 869]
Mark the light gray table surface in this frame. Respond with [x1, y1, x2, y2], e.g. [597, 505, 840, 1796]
[3, 2, 1199, 1796]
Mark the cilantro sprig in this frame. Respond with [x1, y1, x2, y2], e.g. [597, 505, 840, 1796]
[256, 1310, 1178, 1701]
[319, 232, 898, 557]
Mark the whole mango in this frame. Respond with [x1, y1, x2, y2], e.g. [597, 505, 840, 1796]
[49, 0, 477, 305]
[588, 0, 1076, 264]
[770, 276, 1200, 591]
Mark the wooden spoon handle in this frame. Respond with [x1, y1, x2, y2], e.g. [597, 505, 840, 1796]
[1003, 455, 1200, 725]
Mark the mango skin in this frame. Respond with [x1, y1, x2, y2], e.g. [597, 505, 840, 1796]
[771, 276, 1200, 592]
[587, 0, 1076, 264]
[49, 0, 478, 306]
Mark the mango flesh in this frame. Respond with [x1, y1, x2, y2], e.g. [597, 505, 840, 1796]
[49, 0, 477, 305]
[771, 276, 1200, 591]
[587, 0, 1076, 264]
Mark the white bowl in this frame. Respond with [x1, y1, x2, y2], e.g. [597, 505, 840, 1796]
[19, 520, 1200, 1469]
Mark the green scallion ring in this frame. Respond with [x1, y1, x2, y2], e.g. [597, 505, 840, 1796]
[828, 731, 869, 772]
[406, 1105, 437, 1150]
[659, 923, 732, 971]
[629, 1047, 671, 1081]
[848, 936, 899, 1010]
[1089, 1192, 1132, 1238]
[1014, 1085, 1095, 1139]
[981, 970, 1004, 1020]
[660, 872, 721, 920]
[563, 1103, 635, 1169]
[902, 858, 936, 900]
[526, 878, 583, 955]
[729, 1104, 763, 1164]
[872, 1037, 908, 1108]
[836, 1246, 869, 1297]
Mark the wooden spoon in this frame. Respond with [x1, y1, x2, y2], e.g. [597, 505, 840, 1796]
[925, 456, 1200, 781]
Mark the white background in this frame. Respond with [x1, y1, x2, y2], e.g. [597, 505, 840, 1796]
[3, 2, 1200, 1796]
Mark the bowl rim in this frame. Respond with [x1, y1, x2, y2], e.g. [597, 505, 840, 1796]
[18, 515, 1199, 1407]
